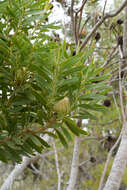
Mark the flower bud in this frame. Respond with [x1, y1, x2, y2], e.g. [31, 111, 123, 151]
[54, 97, 70, 114]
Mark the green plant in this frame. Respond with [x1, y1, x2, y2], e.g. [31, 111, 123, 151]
[0, 0, 111, 163]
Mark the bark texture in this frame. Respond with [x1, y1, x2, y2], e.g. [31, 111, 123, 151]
[66, 136, 80, 190]
[103, 124, 127, 190]
[103, 5, 127, 190]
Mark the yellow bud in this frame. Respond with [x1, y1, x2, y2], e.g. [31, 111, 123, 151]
[16, 69, 23, 81]
[54, 97, 70, 114]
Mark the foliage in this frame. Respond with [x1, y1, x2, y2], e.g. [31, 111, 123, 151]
[0, 0, 111, 163]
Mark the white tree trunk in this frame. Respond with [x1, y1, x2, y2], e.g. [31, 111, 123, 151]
[103, 5, 127, 190]
[66, 136, 80, 190]
[103, 123, 127, 190]
[52, 139, 61, 190]
[0, 157, 31, 190]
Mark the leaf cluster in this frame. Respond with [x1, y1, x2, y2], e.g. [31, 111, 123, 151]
[0, 0, 111, 162]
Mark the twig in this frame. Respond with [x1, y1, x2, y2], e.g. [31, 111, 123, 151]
[112, 92, 122, 123]
[52, 139, 61, 190]
[119, 46, 126, 122]
[80, 0, 127, 51]
[98, 132, 122, 190]
[76, 0, 87, 14]
[80, 16, 90, 35]
[102, 45, 118, 68]
[70, 0, 77, 44]
[79, 159, 89, 167]
[77, 0, 88, 41]
[102, 0, 108, 16]
[74, 12, 78, 45]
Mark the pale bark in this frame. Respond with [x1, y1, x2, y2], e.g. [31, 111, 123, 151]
[53, 139, 61, 190]
[103, 124, 127, 190]
[66, 136, 80, 190]
[103, 5, 127, 190]
[98, 133, 122, 190]
[123, 6, 127, 60]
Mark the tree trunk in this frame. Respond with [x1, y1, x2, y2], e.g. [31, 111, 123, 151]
[66, 136, 80, 190]
[103, 6, 127, 190]
[103, 123, 127, 190]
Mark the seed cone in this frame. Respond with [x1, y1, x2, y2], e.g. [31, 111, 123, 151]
[54, 97, 70, 114]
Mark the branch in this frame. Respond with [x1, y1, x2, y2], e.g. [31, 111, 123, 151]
[102, 45, 118, 68]
[80, 0, 127, 51]
[52, 139, 61, 190]
[80, 16, 90, 34]
[119, 46, 126, 122]
[102, 0, 108, 16]
[112, 92, 122, 123]
[79, 159, 89, 167]
[77, 0, 88, 41]
[70, 0, 77, 44]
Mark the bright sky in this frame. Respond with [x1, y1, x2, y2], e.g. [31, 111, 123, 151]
[49, 0, 114, 24]
[49, 0, 114, 39]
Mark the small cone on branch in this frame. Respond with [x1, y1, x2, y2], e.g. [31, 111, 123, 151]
[54, 97, 70, 114]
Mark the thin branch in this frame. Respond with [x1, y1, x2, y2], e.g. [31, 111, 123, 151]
[76, 0, 87, 14]
[79, 159, 89, 167]
[119, 46, 126, 122]
[80, 16, 90, 34]
[102, 45, 118, 68]
[112, 92, 122, 123]
[77, 0, 88, 41]
[52, 139, 61, 190]
[102, 0, 108, 16]
[80, 0, 127, 51]
[70, 0, 77, 44]
[74, 12, 78, 45]
[98, 132, 122, 190]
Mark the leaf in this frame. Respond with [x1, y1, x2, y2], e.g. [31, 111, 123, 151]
[61, 65, 84, 77]
[30, 135, 42, 147]
[79, 104, 108, 112]
[64, 117, 89, 136]
[85, 82, 112, 91]
[34, 135, 50, 148]
[61, 53, 82, 68]
[87, 74, 110, 83]
[32, 89, 46, 106]
[63, 117, 80, 136]
[79, 93, 106, 101]
[26, 137, 42, 153]
[25, 9, 45, 16]
[5, 146, 22, 162]
[0, 149, 8, 163]
[42, 131, 57, 139]
[29, 64, 51, 83]
[57, 77, 80, 93]
[78, 128, 89, 136]
[61, 126, 72, 141]
[22, 142, 35, 155]
[73, 111, 98, 120]
[55, 129, 68, 148]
